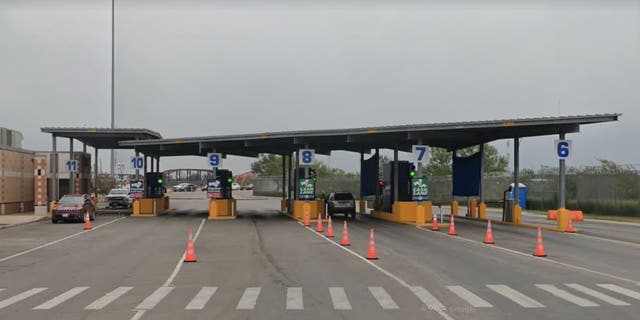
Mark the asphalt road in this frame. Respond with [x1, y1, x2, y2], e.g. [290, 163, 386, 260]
[0, 192, 639, 320]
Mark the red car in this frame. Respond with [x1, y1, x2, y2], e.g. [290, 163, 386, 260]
[52, 195, 95, 223]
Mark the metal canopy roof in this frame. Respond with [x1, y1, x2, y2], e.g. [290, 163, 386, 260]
[41, 127, 162, 149]
[118, 114, 620, 157]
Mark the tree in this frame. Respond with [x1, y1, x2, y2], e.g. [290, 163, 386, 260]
[251, 154, 284, 176]
[425, 144, 509, 176]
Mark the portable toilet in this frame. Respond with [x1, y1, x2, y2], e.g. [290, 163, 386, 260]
[507, 183, 527, 209]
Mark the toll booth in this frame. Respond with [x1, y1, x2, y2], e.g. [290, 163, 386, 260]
[132, 172, 171, 217]
[290, 167, 323, 220]
[382, 161, 411, 212]
[208, 169, 237, 220]
[145, 172, 165, 198]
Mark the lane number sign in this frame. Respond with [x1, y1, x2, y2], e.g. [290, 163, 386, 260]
[66, 160, 78, 172]
[131, 156, 144, 170]
[207, 153, 222, 168]
[555, 140, 572, 160]
[412, 145, 429, 165]
[299, 149, 315, 166]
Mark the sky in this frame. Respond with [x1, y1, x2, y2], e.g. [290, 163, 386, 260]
[1, 0, 639, 175]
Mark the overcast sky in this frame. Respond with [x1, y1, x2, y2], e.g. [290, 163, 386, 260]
[1, 0, 639, 174]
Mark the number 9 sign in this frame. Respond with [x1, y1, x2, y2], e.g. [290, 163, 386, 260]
[555, 140, 572, 159]
[299, 149, 315, 166]
[207, 153, 222, 168]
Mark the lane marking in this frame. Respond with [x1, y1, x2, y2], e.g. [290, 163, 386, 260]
[33, 286, 89, 310]
[446, 286, 493, 308]
[0, 288, 47, 310]
[535, 284, 598, 307]
[236, 287, 261, 310]
[597, 284, 640, 300]
[286, 287, 304, 310]
[417, 226, 640, 286]
[85, 286, 134, 310]
[131, 218, 206, 320]
[301, 222, 455, 320]
[185, 287, 217, 310]
[565, 284, 630, 306]
[329, 287, 352, 310]
[135, 287, 174, 310]
[410, 286, 446, 311]
[368, 286, 399, 309]
[569, 233, 640, 248]
[486, 285, 545, 308]
[0, 217, 126, 263]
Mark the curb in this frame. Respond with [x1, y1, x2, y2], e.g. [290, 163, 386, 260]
[0, 216, 49, 230]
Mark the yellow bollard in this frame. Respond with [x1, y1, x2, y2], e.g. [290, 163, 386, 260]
[479, 202, 487, 220]
[470, 199, 478, 218]
[513, 205, 523, 224]
[359, 200, 367, 214]
[451, 200, 459, 216]
[132, 200, 140, 216]
[50, 200, 57, 217]
[557, 208, 569, 231]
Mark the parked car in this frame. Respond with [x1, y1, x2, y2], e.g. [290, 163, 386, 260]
[231, 182, 241, 191]
[173, 183, 195, 192]
[106, 188, 132, 208]
[241, 184, 253, 190]
[326, 192, 356, 219]
[52, 195, 95, 223]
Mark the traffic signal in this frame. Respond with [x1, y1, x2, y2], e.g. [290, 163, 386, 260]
[409, 163, 416, 177]
[227, 177, 233, 183]
[157, 178, 163, 185]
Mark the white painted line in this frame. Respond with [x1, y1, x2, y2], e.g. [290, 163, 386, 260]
[410, 286, 446, 311]
[417, 226, 640, 286]
[0, 289, 4, 293]
[569, 233, 640, 248]
[301, 221, 455, 320]
[597, 284, 640, 300]
[135, 287, 174, 310]
[237, 287, 261, 310]
[0, 288, 47, 309]
[329, 287, 352, 310]
[368, 286, 399, 309]
[185, 287, 217, 310]
[486, 285, 545, 308]
[286, 287, 304, 310]
[535, 284, 598, 307]
[33, 286, 89, 310]
[565, 284, 630, 306]
[447, 286, 493, 308]
[163, 219, 206, 287]
[0, 217, 126, 263]
[85, 286, 134, 310]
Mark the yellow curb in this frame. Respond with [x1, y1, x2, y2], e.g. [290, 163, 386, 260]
[208, 216, 237, 220]
[454, 215, 579, 233]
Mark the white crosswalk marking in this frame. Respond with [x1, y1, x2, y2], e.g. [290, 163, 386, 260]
[329, 287, 352, 310]
[286, 287, 304, 310]
[486, 285, 545, 308]
[410, 286, 446, 311]
[565, 284, 630, 306]
[597, 284, 640, 301]
[185, 287, 217, 310]
[33, 286, 89, 310]
[237, 287, 261, 310]
[135, 287, 174, 310]
[535, 284, 598, 307]
[368, 287, 399, 309]
[85, 287, 134, 310]
[0, 288, 47, 310]
[447, 286, 493, 308]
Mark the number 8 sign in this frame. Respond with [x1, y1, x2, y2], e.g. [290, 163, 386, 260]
[299, 149, 315, 166]
[555, 140, 572, 159]
[207, 153, 222, 168]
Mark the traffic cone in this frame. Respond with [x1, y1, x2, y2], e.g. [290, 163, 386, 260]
[366, 229, 378, 260]
[566, 217, 576, 233]
[431, 213, 440, 231]
[340, 221, 351, 246]
[316, 214, 324, 233]
[533, 227, 547, 257]
[326, 216, 335, 238]
[483, 220, 495, 244]
[303, 211, 311, 227]
[184, 229, 197, 262]
[448, 215, 457, 236]
[83, 212, 92, 230]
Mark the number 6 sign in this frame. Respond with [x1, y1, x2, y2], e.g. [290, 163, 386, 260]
[555, 140, 572, 160]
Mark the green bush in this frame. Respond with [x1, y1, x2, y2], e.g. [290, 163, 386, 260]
[526, 198, 640, 217]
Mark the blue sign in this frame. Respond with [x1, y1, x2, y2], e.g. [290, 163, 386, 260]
[130, 180, 144, 199]
[207, 179, 223, 199]
[299, 149, 315, 166]
[207, 153, 222, 168]
[555, 140, 572, 160]
[66, 160, 78, 172]
[130, 156, 144, 170]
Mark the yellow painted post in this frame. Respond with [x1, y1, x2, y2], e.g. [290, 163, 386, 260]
[50, 201, 57, 217]
[132, 200, 140, 216]
[451, 200, 459, 216]
[359, 200, 366, 214]
[479, 202, 487, 220]
[557, 208, 569, 231]
[470, 199, 478, 218]
[513, 205, 523, 224]
[208, 199, 217, 220]
[281, 199, 287, 212]
[425, 201, 433, 223]
[303, 201, 310, 221]
[416, 204, 426, 224]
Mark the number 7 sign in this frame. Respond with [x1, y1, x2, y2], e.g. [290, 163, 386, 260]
[412, 145, 429, 165]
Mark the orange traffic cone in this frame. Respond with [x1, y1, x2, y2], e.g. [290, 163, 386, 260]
[366, 229, 378, 260]
[184, 229, 197, 262]
[448, 215, 457, 236]
[566, 217, 576, 233]
[483, 220, 495, 244]
[326, 216, 335, 238]
[431, 213, 440, 231]
[340, 221, 351, 246]
[83, 212, 92, 230]
[316, 214, 324, 233]
[533, 227, 547, 257]
[303, 211, 311, 227]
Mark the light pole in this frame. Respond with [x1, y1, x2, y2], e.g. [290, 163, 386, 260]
[110, 0, 116, 178]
